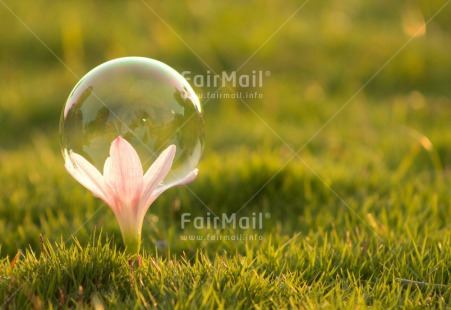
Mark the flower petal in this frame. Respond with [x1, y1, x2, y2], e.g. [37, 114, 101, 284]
[153, 168, 198, 198]
[102, 157, 120, 211]
[140, 145, 176, 210]
[139, 168, 197, 223]
[103, 137, 143, 210]
[65, 150, 113, 207]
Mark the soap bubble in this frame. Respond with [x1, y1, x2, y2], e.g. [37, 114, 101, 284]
[60, 57, 204, 184]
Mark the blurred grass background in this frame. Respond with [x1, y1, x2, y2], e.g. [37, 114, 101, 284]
[0, 0, 450, 264]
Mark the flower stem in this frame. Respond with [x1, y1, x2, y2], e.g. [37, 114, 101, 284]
[121, 229, 141, 254]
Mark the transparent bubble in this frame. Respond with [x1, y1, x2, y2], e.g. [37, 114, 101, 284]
[60, 57, 204, 184]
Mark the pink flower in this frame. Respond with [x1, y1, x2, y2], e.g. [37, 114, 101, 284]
[64, 136, 197, 253]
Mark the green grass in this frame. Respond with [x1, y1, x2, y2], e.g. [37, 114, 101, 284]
[3, 231, 451, 308]
[1, 0, 451, 308]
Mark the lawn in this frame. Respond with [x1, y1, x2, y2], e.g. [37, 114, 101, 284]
[1, 0, 451, 308]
